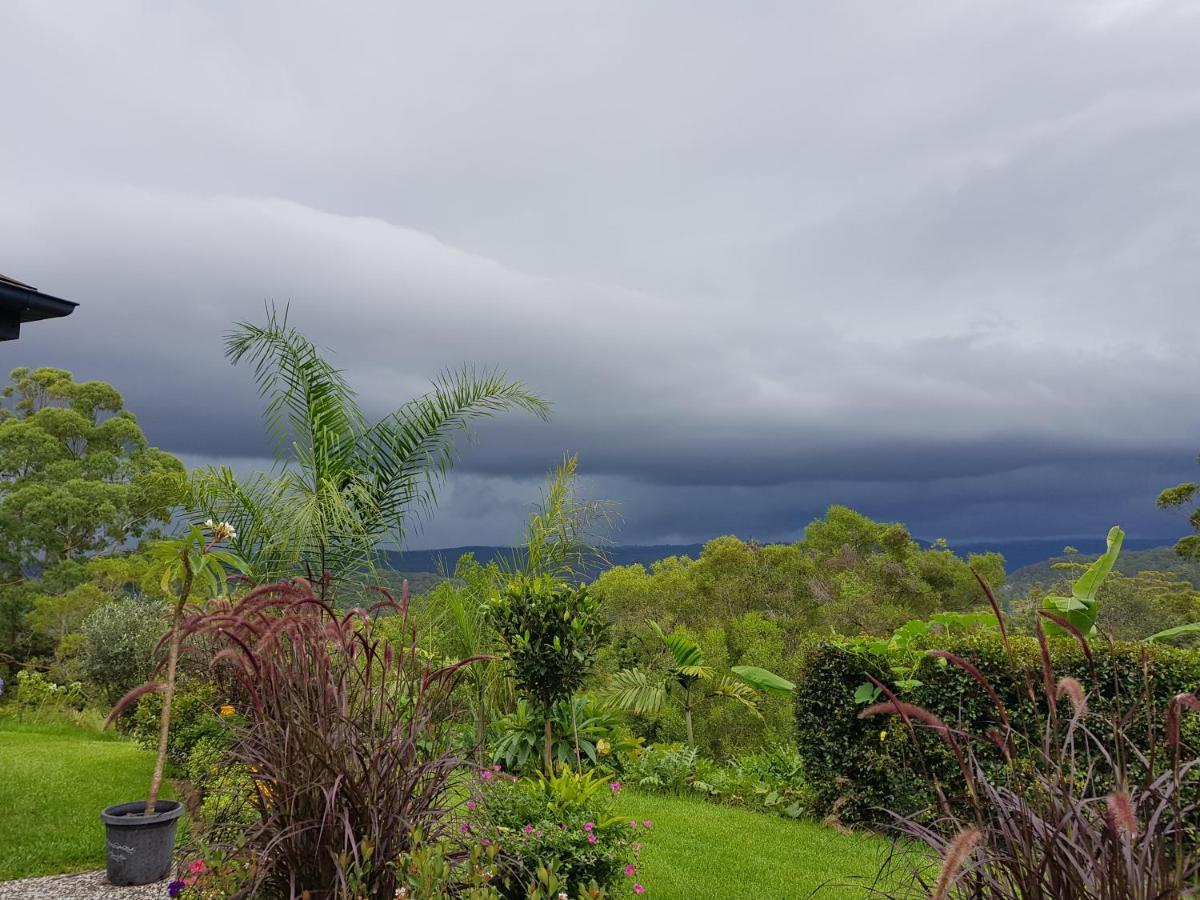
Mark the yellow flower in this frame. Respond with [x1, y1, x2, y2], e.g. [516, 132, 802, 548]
[879, 729, 888, 742]
[597, 739, 611, 757]
[219, 704, 236, 717]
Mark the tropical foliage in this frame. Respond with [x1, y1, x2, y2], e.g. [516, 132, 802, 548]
[189, 308, 548, 589]
[486, 577, 609, 773]
[601, 622, 792, 746]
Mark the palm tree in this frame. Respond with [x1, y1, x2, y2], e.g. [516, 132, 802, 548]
[499, 453, 616, 582]
[189, 308, 550, 590]
[601, 623, 794, 745]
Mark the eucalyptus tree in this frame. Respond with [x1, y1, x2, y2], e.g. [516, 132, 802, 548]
[189, 309, 549, 589]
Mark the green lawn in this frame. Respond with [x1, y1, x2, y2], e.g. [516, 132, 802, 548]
[616, 791, 891, 899]
[0, 719, 887, 895]
[0, 719, 175, 881]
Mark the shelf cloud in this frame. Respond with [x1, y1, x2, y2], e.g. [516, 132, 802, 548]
[4, 1, 1199, 547]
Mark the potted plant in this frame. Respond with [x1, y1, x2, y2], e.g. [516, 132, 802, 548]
[101, 520, 244, 885]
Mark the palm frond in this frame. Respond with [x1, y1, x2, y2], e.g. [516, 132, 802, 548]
[500, 454, 617, 581]
[600, 668, 668, 717]
[361, 366, 550, 539]
[652, 621, 707, 671]
[710, 676, 764, 718]
[225, 306, 363, 467]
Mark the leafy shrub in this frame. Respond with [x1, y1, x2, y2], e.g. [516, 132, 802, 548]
[491, 698, 643, 774]
[868, 621, 1200, 898]
[130, 678, 229, 765]
[623, 742, 810, 819]
[80, 597, 163, 703]
[182, 736, 258, 842]
[486, 577, 609, 773]
[468, 768, 645, 898]
[182, 580, 478, 899]
[12, 669, 85, 710]
[795, 631, 1200, 824]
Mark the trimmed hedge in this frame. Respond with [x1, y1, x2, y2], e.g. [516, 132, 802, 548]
[794, 632, 1200, 824]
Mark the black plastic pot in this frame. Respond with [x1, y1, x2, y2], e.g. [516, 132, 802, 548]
[100, 800, 183, 885]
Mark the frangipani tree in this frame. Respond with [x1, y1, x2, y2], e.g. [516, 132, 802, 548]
[106, 520, 245, 814]
[602, 622, 794, 746]
[190, 308, 549, 590]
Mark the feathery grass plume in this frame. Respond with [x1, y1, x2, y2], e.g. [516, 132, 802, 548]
[1055, 676, 1086, 715]
[860, 700, 951, 738]
[931, 828, 981, 900]
[1166, 691, 1200, 748]
[1105, 790, 1138, 838]
[972, 569, 1009, 647]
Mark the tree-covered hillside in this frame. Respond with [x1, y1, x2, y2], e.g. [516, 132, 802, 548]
[1005, 544, 1200, 596]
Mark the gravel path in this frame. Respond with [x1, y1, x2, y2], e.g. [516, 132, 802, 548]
[0, 871, 167, 899]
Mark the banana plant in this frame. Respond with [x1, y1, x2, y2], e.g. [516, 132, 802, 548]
[601, 622, 794, 746]
[1042, 525, 1124, 637]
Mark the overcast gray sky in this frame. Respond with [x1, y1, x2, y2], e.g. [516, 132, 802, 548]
[3, 1, 1200, 550]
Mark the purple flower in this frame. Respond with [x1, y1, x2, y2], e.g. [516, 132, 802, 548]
[583, 822, 594, 832]
[610, 780, 622, 793]
[167, 881, 186, 898]
[467, 800, 477, 810]
[460, 823, 471, 834]
[587, 833, 597, 844]
[642, 820, 653, 829]
[634, 884, 645, 894]
[523, 824, 534, 834]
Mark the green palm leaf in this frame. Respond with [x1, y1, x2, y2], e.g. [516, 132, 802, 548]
[731, 665, 795, 695]
[710, 675, 764, 718]
[600, 668, 668, 716]
[652, 621, 707, 670]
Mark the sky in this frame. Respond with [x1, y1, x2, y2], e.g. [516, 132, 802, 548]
[3, 1, 1200, 551]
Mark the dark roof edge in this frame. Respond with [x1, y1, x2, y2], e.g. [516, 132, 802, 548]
[0, 280, 78, 320]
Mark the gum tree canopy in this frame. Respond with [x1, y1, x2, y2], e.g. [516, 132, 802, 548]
[0, 367, 184, 577]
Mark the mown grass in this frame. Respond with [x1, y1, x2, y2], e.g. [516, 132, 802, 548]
[0, 717, 175, 881]
[616, 790, 893, 899]
[0, 717, 889, 895]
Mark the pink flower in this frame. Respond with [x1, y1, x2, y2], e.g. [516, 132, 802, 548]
[610, 781, 622, 793]
[523, 824, 534, 834]
[642, 821, 653, 829]
[481, 838, 491, 846]
[492, 764, 502, 772]
[536, 829, 543, 837]
[624, 865, 637, 877]
[188, 859, 206, 875]
[629, 820, 638, 828]
[587, 833, 598, 844]
[583, 822, 594, 832]
[460, 824, 471, 834]
[481, 770, 494, 781]
[467, 801, 477, 810]
[634, 884, 645, 894]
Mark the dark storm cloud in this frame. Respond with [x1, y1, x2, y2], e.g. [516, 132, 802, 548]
[3, 1, 1199, 547]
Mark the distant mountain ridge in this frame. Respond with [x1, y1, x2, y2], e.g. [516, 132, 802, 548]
[382, 544, 705, 580]
[382, 537, 1188, 587]
[1004, 544, 1200, 596]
